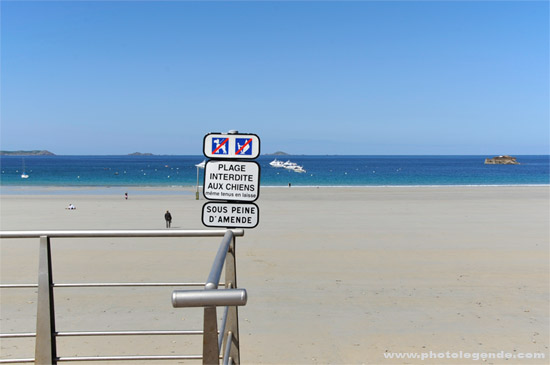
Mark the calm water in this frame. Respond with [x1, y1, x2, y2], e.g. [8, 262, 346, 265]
[0, 155, 548, 188]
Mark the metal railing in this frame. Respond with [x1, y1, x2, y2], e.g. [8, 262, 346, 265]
[0, 229, 247, 364]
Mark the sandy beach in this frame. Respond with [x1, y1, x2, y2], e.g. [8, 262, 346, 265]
[1, 186, 548, 364]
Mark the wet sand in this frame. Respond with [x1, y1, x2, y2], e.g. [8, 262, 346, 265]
[1, 186, 548, 364]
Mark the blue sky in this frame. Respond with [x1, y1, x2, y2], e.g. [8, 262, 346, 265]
[1, 1, 548, 155]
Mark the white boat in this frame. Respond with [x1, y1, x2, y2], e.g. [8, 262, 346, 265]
[269, 159, 285, 168]
[195, 160, 206, 169]
[285, 164, 306, 173]
[21, 159, 29, 179]
[281, 160, 306, 173]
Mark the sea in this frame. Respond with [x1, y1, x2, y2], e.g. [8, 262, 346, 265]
[0, 155, 548, 193]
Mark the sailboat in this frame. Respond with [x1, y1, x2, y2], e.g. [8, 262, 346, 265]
[21, 159, 29, 179]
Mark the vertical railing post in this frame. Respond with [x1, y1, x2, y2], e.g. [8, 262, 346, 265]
[203, 306, 219, 364]
[35, 236, 57, 364]
[222, 233, 240, 364]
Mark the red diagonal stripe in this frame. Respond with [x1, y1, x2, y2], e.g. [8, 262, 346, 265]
[236, 138, 252, 155]
[212, 138, 229, 154]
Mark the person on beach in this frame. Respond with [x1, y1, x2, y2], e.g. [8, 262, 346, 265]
[124, 192, 128, 200]
[164, 210, 172, 228]
[66, 203, 76, 210]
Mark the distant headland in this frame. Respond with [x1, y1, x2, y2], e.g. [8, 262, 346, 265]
[0, 150, 55, 156]
[128, 152, 154, 156]
[264, 151, 289, 156]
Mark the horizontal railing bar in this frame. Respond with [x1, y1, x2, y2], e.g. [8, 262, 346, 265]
[56, 330, 203, 336]
[0, 330, 209, 339]
[0, 333, 35, 338]
[1, 282, 225, 288]
[0, 359, 34, 364]
[57, 355, 205, 361]
[54, 282, 208, 288]
[0, 229, 244, 239]
[172, 289, 247, 308]
[0, 284, 37, 288]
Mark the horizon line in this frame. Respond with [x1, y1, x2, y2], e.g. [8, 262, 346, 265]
[1, 153, 549, 157]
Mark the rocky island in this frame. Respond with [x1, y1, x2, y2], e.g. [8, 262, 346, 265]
[265, 151, 289, 156]
[485, 155, 520, 165]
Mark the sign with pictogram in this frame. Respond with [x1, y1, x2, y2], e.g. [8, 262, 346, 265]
[202, 202, 259, 228]
[203, 133, 260, 159]
[203, 160, 260, 202]
[211, 137, 229, 156]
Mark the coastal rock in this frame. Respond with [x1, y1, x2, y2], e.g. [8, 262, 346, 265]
[0, 150, 55, 156]
[485, 155, 520, 165]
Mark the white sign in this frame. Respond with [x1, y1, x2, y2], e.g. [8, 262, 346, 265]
[203, 160, 260, 202]
[203, 133, 261, 159]
[202, 202, 259, 228]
